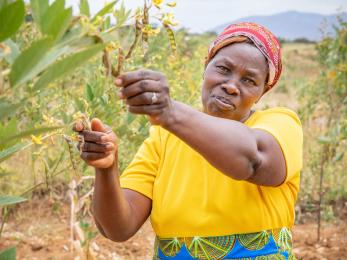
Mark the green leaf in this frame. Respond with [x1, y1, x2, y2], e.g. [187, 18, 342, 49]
[114, 1, 131, 27]
[80, 0, 90, 17]
[10, 37, 53, 87]
[0, 117, 17, 149]
[18, 44, 74, 86]
[0, 100, 23, 120]
[33, 43, 105, 91]
[11, 34, 99, 87]
[318, 136, 331, 144]
[56, 26, 85, 47]
[0, 0, 25, 42]
[0, 125, 63, 147]
[0, 246, 16, 260]
[91, 0, 119, 22]
[0, 196, 27, 206]
[343, 127, 347, 139]
[0, 142, 28, 163]
[30, 0, 49, 32]
[103, 15, 111, 30]
[0, 1, 10, 10]
[40, 0, 72, 42]
[334, 152, 344, 162]
[2, 39, 20, 64]
[85, 84, 94, 101]
[126, 113, 136, 124]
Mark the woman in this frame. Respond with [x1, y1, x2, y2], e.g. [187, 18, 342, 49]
[74, 22, 303, 259]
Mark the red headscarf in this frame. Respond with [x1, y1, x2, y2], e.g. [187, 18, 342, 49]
[205, 22, 282, 89]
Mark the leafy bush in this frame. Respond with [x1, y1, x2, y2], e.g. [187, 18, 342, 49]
[299, 20, 347, 240]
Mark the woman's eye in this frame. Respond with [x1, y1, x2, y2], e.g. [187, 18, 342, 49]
[243, 78, 256, 86]
[216, 65, 229, 73]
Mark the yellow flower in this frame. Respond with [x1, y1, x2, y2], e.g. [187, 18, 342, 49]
[327, 70, 337, 80]
[105, 42, 120, 52]
[152, 0, 163, 8]
[142, 25, 161, 36]
[162, 13, 178, 26]
[166, 1, 176, 7]
[31, 135, 43, 145]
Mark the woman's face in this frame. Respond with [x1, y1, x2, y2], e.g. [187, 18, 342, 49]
[202, 42, 269, 122]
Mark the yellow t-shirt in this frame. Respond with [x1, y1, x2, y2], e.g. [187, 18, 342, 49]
[120, 107, 303, 237]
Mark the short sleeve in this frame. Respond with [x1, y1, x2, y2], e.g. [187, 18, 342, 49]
[120, 126, 161, 199]
[251, 108, 303, 183]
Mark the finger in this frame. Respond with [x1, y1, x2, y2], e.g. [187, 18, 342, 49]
[81, 151, 112, 161]
[91, 118, 108, 133]
[116, 69, 163, 88]
[91, 118, 116, 140]
[80, 130, 108, 143]
[81, 142, 115, 153]
[73, 121, 84, 132]
[126, 92, 161, 106]
[128, 104, 166, 115]
[121, 79, 163, 99]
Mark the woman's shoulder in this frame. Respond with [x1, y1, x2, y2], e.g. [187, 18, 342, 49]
[252, 106, 301, 126]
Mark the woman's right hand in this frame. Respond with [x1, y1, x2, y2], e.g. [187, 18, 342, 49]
[73, 118, 118, 169]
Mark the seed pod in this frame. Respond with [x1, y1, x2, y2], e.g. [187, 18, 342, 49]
[112, 47, 124, 78]
[163, 23, 176, 53]
[126, 18, 142, 59]
[142, 1, 149, 43]
[102, 49, 112, 78]
[63, 135, 80, 179]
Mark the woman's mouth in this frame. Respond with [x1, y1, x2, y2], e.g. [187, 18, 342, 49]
[213, 96, 235, 110]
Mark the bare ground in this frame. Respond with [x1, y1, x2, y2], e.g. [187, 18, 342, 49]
[1, 198, 347, 260]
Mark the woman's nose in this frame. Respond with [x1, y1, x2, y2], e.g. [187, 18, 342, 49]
[221, 82, 240, 95]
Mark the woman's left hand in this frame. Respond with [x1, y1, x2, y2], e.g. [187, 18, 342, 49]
[115, 69, 175, 126]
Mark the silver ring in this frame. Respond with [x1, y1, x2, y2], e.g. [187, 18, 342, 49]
[151, 92, 158, 104]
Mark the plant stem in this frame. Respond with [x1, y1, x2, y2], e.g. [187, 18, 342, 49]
[0, 207, 9, 238]
[317, 147, 327, 242]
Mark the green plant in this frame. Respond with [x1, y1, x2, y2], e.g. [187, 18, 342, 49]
[0, 246, 16, 260]
[0, 0, 180, 257]
[299, 19, 347, 241]
[0, 196, 27, 237]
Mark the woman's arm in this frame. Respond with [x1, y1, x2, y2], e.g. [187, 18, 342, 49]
[93, 165, 151, 242]
[162, 101, 286, 186]
[74, 118, 151, 241]
[116, 70, 286, 186]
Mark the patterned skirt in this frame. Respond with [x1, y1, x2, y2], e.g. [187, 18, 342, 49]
[153, 227, 295, 259]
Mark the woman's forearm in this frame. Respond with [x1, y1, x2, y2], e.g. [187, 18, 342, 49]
[93, 164, 135, 241]
[162, 101, 260, 180]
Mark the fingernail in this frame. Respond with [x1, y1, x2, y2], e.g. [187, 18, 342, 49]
[118, 91, 124, 99]
[115, 78, 122, 86]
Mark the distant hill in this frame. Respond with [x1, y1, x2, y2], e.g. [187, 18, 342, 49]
[212, 11, 347, 42]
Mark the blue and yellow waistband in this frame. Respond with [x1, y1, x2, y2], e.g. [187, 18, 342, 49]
[154, 227, 294, 259]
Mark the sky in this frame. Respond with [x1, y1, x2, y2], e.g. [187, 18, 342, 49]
[67, 0, 347, 33]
